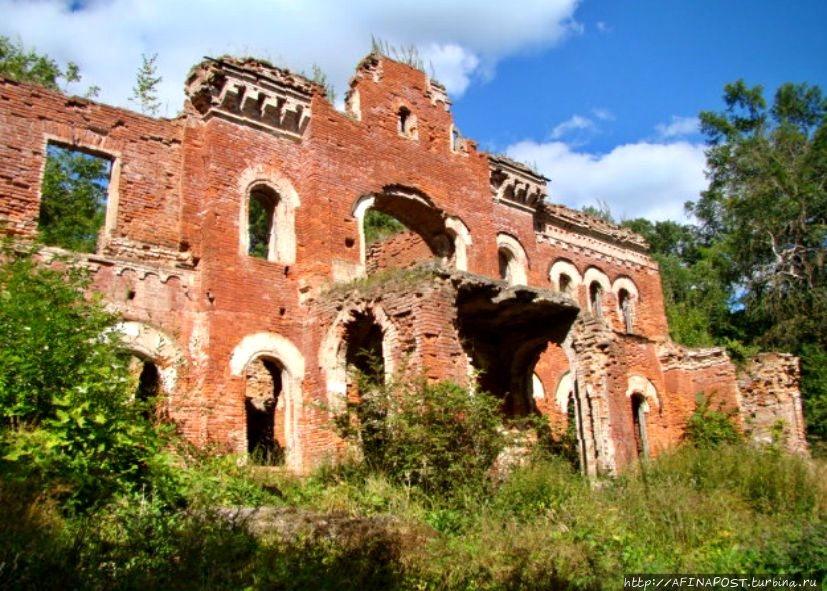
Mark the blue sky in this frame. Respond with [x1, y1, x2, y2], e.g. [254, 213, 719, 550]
[2, 0, 825, 222]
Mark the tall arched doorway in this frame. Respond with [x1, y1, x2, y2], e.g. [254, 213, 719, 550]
[244, 356, 285, 465]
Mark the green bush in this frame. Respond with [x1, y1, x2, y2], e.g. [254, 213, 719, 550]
[335, 375, 505, 499]
[683, 392, 742, 447]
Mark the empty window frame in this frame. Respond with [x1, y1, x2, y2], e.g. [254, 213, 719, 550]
[618, 288, 634, 333]
[39, 143, 114, 253]
[589, 282, 604, 319]
[630, 393, 650, 458]
[247, 186, 278, 259]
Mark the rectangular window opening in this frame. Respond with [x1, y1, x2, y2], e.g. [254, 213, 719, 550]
[39, 143, 113, 253]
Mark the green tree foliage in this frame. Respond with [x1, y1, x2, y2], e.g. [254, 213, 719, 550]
[689, 80, 827, 448]
[0, 35, 98, 97]
[247, 191, 274, 258]
[692, 80, 827, 349]
[38, 145, 111, 253]
[0, 250, 171, 511]
[622, 218, 735, 347]
[0, 35, 79, 90]
[130, 52, 162, 116]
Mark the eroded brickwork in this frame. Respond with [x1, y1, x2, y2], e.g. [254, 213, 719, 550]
[0, 53, 807, 473]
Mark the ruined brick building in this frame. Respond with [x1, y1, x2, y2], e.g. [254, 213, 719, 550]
[0, 54, 807, 474]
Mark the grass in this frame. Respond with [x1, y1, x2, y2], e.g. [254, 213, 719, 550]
[1, 444, 825, 590]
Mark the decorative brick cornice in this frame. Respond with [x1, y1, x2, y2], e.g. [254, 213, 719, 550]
[488, 155, 548, 213]
[185, 57, 318, 139]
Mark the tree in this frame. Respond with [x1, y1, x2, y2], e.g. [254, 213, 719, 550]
[0, 250, 171, 511]
[622, 218, 735, 347]
[692, 81, 827, 344]
[689, 80, 827, 448]
[130, 52, 163, 116]
[0, 35, 79, 90]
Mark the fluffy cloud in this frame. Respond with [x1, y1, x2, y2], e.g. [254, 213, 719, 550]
[507, 139, 707, 222]
[656, 115, 699, 139]
[0, 0, 580, 113]
[551, 115, 595, 140]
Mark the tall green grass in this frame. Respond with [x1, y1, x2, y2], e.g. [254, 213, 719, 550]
[1, 444, 824, 590]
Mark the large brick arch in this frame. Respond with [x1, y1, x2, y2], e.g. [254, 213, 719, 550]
[229, 332, 305, 470]
[352, 186, 456, 272]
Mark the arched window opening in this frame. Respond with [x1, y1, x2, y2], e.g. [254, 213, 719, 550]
[343, 313, 386, 460]
[126, 355, 161, 420]
[498, 248, 513, 283]
[563, 392, 581, 470]
[496, 234, 528, 286]
[136, 360, 160, 402]
[618, 288, 634, 333]
[559, 273, 573, 295]
[247, 187, 277, 259]
[345, 313, 385, 389]
[631, 393, 650, 458]
[245, 357, 285, 466]
[398, 106, 417, 139]
[589, 281, 604, 319]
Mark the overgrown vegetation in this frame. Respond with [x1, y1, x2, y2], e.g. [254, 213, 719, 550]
[334, 372, 505, 500]
[370, 35, 426, 72]
[0, 248, 173, 513]
[363, 208, 406, 244]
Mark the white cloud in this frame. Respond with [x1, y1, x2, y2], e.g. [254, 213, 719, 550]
[551, 114, 595, 139]
[655, 115, 699, 139]
[0, 0, 581, 113]
[591, 107, 613, 121]
[419, 43, 480, 97]
[507, 139, 707, 222]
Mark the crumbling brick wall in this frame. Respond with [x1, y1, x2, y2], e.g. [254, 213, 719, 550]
[738, 353, 807, 453]
[0, 53, 807, 473]
[365, 230, 434, 274]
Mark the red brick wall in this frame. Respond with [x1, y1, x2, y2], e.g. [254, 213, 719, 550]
[0, 54, 804, 472]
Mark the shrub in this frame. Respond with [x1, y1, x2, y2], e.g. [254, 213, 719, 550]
[683, 392, 741, 447]
[334, 375, 505, 499]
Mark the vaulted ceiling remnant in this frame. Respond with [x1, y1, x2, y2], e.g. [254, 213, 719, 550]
[453, 272, 579, 417]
